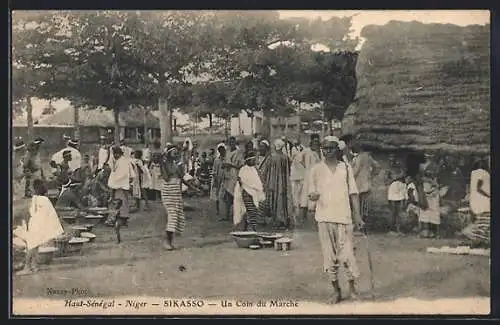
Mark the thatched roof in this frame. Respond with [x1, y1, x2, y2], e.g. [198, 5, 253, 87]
[350, 21, 490, 154]
[41, 106, 160, 128]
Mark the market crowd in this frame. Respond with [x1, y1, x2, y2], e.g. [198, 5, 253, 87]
[12, 132, 490, 301]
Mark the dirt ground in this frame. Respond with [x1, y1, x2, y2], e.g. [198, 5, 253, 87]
[12, 197, 490, 308]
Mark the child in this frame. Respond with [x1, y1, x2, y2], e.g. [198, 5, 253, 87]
[106, 199, 127, 243]
[385, 154, 406, 235]
[405, 176, 421, 233]
[15, 179, 64, 275]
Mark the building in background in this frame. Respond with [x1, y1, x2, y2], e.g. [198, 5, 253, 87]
[230, 110, 263, 136]
[38, 105, 160, 144]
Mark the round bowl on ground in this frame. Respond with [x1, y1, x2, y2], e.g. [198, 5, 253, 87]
[232, 235, 260, 249]
[56, 207, 75, 212]
[69, 225, 88, 237]
[260, 240, 274, 248]
[66, 237, 89, 254]
[80, 232, 96, 242]
[61, 216, 77, 224]
[257, 232, 284, 243]
[38, 246, 59, 265]
[84, 214, 105, 226]
[88, 207, 108, 213]
[230, 231, 258, 237]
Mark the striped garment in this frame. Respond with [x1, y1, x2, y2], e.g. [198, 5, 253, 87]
[462, 212, 490, 247]
[161, 178, 185, 234]
[241, 189, 262, 229]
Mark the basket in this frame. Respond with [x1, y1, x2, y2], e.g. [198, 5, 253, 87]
[38, 246, 59, 265]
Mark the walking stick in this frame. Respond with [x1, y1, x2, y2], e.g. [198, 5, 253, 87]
[362, 227, 376, 300]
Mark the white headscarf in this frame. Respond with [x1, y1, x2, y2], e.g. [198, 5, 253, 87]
[260, 140, 270, 147]
[216, 142, 226, 158]
[323, 136, 340, 146]
[338, 140, 346, 151]
[183, 138, 193, 152]
[274, 139, 285, 151]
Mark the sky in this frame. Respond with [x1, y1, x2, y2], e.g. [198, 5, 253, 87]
[16, 10, 491, 125]
[278, 10, 490, 38]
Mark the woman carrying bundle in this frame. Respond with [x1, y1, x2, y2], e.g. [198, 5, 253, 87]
[233, 150, 266, 232]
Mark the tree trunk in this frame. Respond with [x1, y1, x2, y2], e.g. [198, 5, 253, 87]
[74, 105, 80, 140]
[143, 107, 148, 146]
[224, 116, 229, 139]
[328, 119, 334, 136]
[297, 101, 302, 143]
[250, 115, 254, 135]
[237, 113, 241, 135]
[113, 107, 121, 145]
[209, 113, 213, 136]
[158, 97, 171, 148]
[321, 105, 326, 138]
[168, 108, 173, 143]
[26, 97, 33, 143]
[262, 110, 272, 140]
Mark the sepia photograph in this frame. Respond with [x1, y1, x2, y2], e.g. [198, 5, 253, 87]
[10, 9, 491, 316]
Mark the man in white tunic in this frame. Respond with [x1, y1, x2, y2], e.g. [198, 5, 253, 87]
[51, 138, 82, 173]
[308, 136, 364, 304]
[108, 146, 136, 220]
[96, 135, 114, 172]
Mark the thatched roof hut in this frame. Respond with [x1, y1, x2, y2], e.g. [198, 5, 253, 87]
[349, 21, 490, 154]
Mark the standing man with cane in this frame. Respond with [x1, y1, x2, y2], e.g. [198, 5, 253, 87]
[307, 136, 364, 304]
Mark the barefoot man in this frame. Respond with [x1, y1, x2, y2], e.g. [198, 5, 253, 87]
[307, 136, 364, 304]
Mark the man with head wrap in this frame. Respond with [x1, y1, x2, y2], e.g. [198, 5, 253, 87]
[259, 138, 293, 229]
[308, 136, 364, 304]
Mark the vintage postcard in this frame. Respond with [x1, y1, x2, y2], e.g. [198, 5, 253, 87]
[11, 9, 490, 316]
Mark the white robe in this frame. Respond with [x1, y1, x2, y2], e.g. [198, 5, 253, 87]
[233, 165, 265, 225]
[14, 195, 64, 250]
